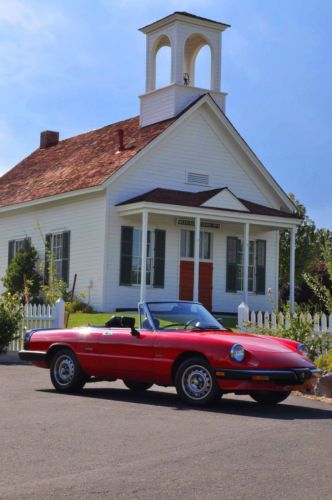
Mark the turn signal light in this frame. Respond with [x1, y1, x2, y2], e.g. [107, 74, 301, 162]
[252, 375, 270, 381]
[216, 371, 225, 377]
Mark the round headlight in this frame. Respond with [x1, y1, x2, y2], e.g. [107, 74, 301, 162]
[230, 343, 245, 362]
[297, 343, 309, 356]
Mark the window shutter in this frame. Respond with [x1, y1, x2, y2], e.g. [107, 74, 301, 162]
[256, 239, 266, 295]
[120, 226, 133, 286]
[153, 229, 166, 288]
[8, 241, 15, 266]
[23, 237, 31, 250]
[226, 237, 238, 292]
[44, 234, 52, 284]
[62, 231, 70, 285]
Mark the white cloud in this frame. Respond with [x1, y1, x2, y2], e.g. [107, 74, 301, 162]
[0, 0, 65, 33]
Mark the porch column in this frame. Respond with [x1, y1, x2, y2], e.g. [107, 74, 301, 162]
[243, 222, 250, 305]
[193, 217, 200, 302]
[289, 226, 296, 314]
[140, 210, 149, 302]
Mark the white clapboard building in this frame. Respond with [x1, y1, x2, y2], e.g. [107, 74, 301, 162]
[0, 12, 300, 313]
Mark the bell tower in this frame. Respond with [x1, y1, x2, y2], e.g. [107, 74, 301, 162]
[139, 12, 230, 127]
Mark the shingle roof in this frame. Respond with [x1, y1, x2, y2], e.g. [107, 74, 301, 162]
[0, 116, 176, 209]
[117, 187, 300, 219]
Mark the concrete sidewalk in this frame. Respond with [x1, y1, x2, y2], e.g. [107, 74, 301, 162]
[0, 351, 29, 365]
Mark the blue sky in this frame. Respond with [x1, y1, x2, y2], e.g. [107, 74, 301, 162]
[0, 0, 331, 228]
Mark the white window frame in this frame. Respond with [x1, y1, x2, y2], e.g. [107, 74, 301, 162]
[50, 232, 64, 281]
[180, 230, 213, 262]
[131, 228, 154, 287]
[235, 239, 256, 293]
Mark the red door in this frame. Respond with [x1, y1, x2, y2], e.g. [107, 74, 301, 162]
[179, 261, 213, 310]
[98, 328, 155, 381]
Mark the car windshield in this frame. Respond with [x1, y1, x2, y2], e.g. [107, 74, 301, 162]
[145, 302, 225, 331]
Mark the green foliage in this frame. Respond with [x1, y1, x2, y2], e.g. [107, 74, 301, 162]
[246, 313, 330, 358]
[279, 194, 332, 310]
[2, 243, 41, 303]
[279, 195, 318, 287]
[315, 350, 332, 371]
[66, 300, 94, 314]
[303, 238, 332, 313]
[0, 293, 24, 354]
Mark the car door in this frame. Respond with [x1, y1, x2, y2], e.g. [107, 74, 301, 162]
[98, 327, 156, 381]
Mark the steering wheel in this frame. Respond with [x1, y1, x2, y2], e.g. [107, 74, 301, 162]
[184, 319, 200, 330]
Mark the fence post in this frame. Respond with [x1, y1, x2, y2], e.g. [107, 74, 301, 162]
[53, 298, 65, 328]
[238, 302, 249, 332]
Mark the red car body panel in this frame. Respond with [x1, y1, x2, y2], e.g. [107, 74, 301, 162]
[26, 324, 317, 392]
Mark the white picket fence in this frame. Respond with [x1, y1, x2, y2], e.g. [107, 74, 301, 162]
[8, 298, 65, 351]
[238, 302, 332, 336]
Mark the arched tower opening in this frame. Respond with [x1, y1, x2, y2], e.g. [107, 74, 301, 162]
[184, 34, 212, 89]
[150, 34, 172, 91]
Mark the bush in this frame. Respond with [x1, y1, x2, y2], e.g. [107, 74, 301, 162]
[315, 350, 332, 371]
[246, 314, 330, 358]
[66, 300, 94, 314]
[2, 243, 41, 303]
[0, 293, 24, 354]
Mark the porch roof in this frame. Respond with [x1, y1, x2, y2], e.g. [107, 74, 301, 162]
[116, 187, 301, 226]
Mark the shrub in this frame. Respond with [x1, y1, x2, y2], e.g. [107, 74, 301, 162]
[2, 242, 41, 303]
[245, 314, 330, 358]
[66, 299, 94, 314]
[0, 293, 24, 354]
[315, 350, 332, 371]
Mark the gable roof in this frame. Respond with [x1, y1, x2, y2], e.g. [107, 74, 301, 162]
[0, 116, 176, 209]
[117, 187, 301, 219]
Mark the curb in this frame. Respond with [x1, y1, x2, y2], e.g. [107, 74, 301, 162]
[0, 351, 30, 365]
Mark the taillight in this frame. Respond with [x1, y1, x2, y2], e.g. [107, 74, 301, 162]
[23, 330, 35, 350]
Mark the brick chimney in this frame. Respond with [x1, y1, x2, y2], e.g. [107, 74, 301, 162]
[40, 130, 59, 149]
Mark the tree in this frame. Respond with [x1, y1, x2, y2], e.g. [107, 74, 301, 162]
[2, 242, 42, 303]
[279, 194, 318, 289]
[0, 293, 24, 354]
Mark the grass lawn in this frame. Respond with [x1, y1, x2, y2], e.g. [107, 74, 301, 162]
[67, 312, 237, 330]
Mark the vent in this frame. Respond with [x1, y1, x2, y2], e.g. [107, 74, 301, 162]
[186, 172, 209, 186]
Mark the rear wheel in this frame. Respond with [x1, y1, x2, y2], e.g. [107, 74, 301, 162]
[250, 390, 291, 405]
[123, 380, 152, 392]
[50, 348, 86, 393]
[175, 357, 221, 406]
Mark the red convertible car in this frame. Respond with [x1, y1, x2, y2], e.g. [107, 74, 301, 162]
[19, 301, 321, 406]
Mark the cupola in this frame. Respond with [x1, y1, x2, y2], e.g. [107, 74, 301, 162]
[139, 12, 230, 127]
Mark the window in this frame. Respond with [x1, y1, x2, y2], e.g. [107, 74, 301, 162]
[236, 240, 255, 292]
[226, 237, 266, 294]
[120, 227, 166, 288]
[180, 230, 212, 260]
[45, 231, 70, 285]
[131, 229, 153, 285]
[8, 238, 31, 265]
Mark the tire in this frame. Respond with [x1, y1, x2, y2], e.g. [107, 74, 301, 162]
[123, 380, 152, 392]
[175, 357, 221, 406]
[50, 348, 86, 393]
[250, 390, 291, 405]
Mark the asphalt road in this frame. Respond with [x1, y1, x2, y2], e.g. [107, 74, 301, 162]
[0, 364, 331, 500]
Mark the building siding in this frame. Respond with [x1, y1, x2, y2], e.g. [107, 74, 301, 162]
[0, 193, 106, 311]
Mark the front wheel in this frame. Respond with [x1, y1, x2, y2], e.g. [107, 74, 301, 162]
[123, 380, 152, 392]
[250, 390, 291, 405]
[175, 357, 221, 406]
[50, 348, 86, 393]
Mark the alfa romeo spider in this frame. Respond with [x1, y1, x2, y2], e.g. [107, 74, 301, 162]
[19, 301, 321, 406]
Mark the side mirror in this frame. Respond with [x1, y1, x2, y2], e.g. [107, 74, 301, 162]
[122, 316, 140, 336]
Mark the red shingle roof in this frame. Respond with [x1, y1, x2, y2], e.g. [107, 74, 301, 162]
[117, 187, 300, 219]
[0, 116, 176, 209]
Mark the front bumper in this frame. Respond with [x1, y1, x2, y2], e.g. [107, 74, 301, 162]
[215, 367, 322, 385]
[19, 350, 47, 363]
